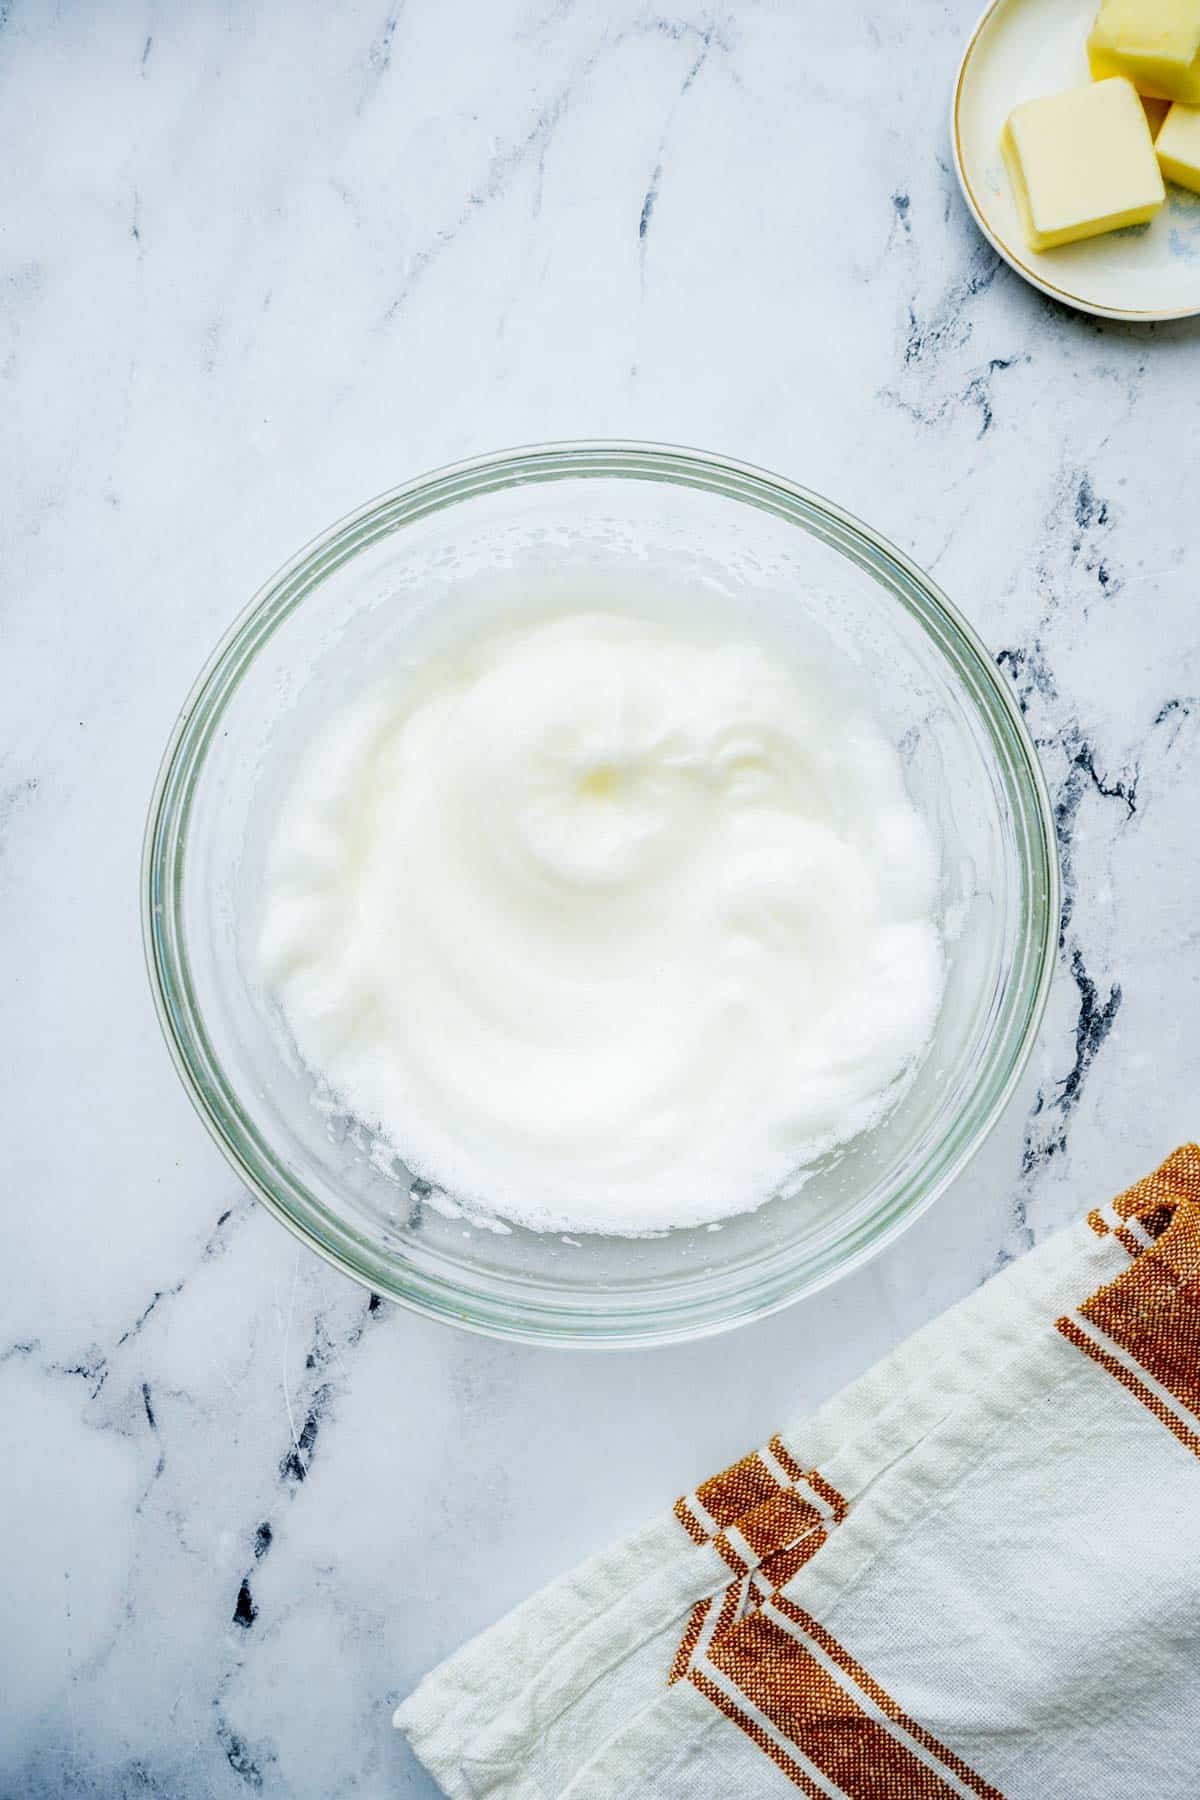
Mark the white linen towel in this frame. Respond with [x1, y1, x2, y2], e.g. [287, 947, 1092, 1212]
[397, 1146, 1200, 1799]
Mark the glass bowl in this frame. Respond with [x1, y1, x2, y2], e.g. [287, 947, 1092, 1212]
[143, 442, 1058, 1348]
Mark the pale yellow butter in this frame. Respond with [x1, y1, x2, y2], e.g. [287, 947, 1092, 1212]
[1156, 99, 1200, 187]
[1088, 0, 1200, 103]
[1002, 79, 1165, 251]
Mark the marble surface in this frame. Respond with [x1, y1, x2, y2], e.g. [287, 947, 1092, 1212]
[3, 0, 1199, 1793]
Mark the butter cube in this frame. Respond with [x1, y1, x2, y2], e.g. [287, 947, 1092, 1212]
[1156, 99, 1200, 186]
[1088, 0, 1200, 103]
[1002, 79, 1166, 250]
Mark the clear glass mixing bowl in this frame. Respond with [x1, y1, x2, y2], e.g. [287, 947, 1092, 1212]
[143, 442, 1058, 1347]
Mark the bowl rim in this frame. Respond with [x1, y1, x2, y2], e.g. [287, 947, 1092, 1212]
[142, 439, 1060, 1349]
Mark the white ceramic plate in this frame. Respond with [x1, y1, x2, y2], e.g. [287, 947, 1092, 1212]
[953, 0, 1200, 319]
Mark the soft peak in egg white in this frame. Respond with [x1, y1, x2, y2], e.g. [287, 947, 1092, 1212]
[257, 611, 944, 1234]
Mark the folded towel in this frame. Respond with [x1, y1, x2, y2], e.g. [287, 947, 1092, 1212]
[396, 1146, 1200, 1799]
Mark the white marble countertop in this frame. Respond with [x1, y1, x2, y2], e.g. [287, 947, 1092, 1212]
[4, 1, 1199, 1793]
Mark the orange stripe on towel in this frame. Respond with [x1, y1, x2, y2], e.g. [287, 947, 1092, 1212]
[697, 1601, 1005, 1798]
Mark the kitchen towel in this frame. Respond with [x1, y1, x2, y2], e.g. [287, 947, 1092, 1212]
[395, 1145, 1200, 1798]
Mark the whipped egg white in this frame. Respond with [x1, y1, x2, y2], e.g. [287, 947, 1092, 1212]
[256, 610, 943, 1233]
